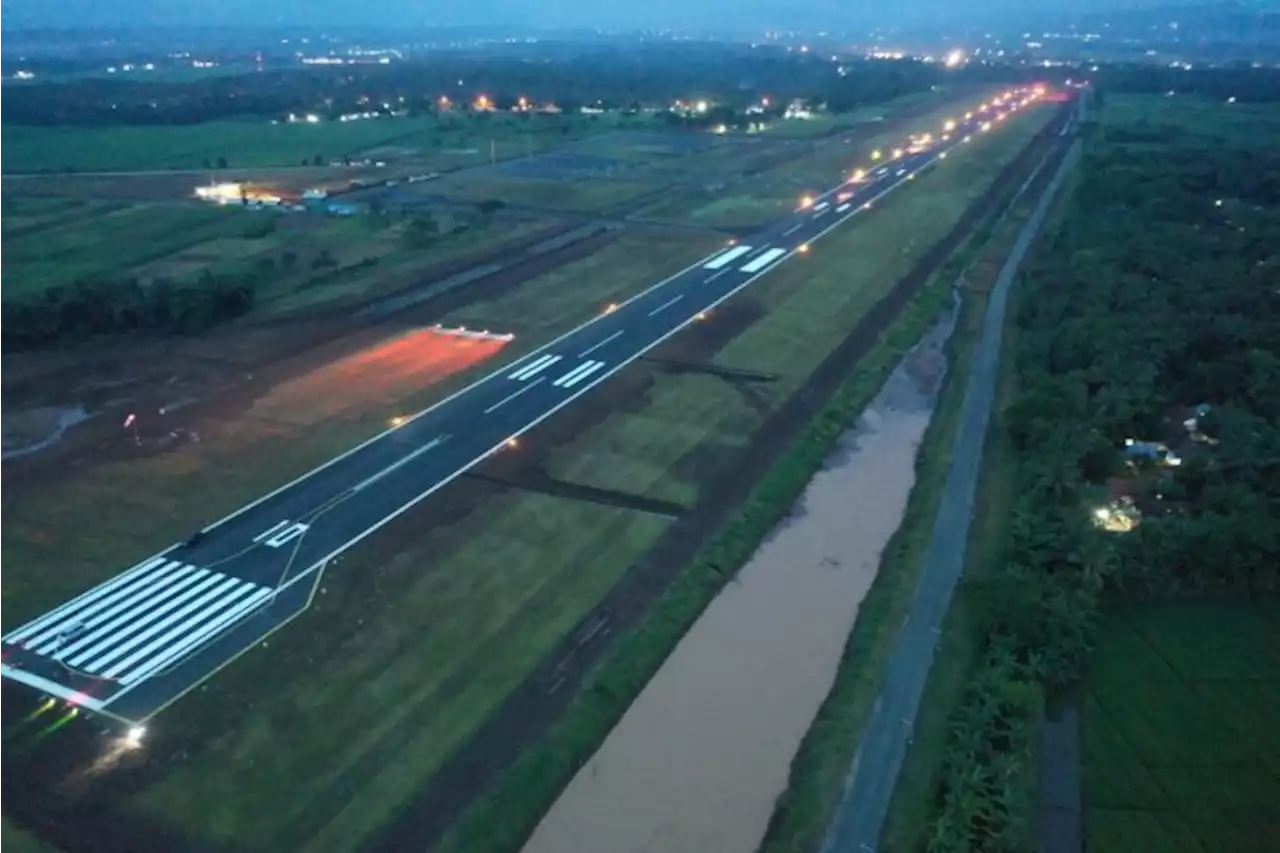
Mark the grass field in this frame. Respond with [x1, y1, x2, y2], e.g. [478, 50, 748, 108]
[126, 489, 669, 852]
[443, 228, 725, 337]
[1, 112, 651, 174]
[0, 191, 567, 319]
[0, 818, 59, 853]
[1, 224, 727, 849]
[1083, 599, 1280, 853]
[426, 173, 658, 212]
[544, 104, 1055, 505]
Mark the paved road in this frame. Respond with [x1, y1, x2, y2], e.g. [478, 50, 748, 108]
[819, 98, 1083, 853]
[0, 90, 1046, 727]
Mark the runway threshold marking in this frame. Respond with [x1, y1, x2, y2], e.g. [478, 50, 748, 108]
[578, 330, 623, 358]
[509, 354, 563, 381]
[553, 360, 607, 389]
[3, 557, 274, 688]
[485, 377, 546, 414]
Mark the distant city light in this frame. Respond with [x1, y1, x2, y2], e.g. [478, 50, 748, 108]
[944, 49, 966, 68]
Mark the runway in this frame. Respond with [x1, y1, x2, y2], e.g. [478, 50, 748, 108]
[0, 89, 1045, 726]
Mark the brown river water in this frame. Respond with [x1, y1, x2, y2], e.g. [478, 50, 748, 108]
[522, 299, 959, 853]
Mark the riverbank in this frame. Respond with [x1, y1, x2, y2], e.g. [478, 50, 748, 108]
[521, 303, 958, 853]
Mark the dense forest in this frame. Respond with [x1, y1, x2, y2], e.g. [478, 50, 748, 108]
[921, 93, 1280, 850]
[0, 48, 1031, 127]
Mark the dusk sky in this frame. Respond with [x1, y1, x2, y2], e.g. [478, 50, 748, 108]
[5, 0, 1216, 31]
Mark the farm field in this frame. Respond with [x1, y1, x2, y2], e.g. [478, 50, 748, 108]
[0, 112, 653, 174]
[1083, 600, 1280, 853]
[544, 103, 1055, 503]
[0, 192, 563, 315]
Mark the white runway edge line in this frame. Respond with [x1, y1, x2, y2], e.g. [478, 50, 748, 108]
[74, 127, 967, 712]
[702, 244, 754, 270]
[508, 354, 562, 381]
[740, 247, 789, 274]
[553, 360, 607, 389]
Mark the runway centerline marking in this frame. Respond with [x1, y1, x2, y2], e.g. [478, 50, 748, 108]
[351, 435, 450, 493]
[485, 377, 546, 414]
[783, 223, 804, 236]
[578, 330, 624, 358]
[647, 294, 684, 317]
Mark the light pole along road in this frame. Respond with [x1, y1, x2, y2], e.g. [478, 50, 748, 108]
[1, 88, 1050, 727]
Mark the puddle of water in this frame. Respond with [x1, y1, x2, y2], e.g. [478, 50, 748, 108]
[522, 297, 959, 853]
[2, 405, 92, 460]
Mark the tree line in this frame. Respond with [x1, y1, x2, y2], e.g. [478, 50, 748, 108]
[923, 93, 1280, 851]
[0, 46, 1033, 128]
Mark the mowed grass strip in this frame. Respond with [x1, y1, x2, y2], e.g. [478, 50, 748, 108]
[547, 371, 768, 505]
[544, 106, 1053, 505]
[128, 490, 669, 852]
[428, 174, 658, 212]
[444, 228, 725, 338]
[1084, 600, 1280, 853]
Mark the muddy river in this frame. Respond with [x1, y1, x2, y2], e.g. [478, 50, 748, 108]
[522, 301, 959, 853]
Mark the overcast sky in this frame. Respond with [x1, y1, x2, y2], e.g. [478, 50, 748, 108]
[4, 0, 1219, 31]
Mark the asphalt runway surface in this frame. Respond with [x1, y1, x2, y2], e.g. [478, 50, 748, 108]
[1, 90, 1045, 726]
[819, 97, 1083, 853]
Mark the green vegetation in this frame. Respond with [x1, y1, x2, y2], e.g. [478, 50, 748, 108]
[1084, 600, 1280, 853]
[0, 112, 643, 174]
[427, 172, 656, 212]
[0, 819, 59, 853]
[445, 229, 724, 337]
[128, 492, 668, 853]
[757, 123, 1060, 853]
[547, 105, 1054, 503]
[433, 104, 1059, 853]
[435, 223, 963, 853]
[858, 91, 1280, 852]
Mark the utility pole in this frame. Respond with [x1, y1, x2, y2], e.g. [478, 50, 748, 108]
[490, 138, 496, 165]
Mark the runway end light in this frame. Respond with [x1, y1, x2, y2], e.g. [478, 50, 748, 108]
[870, 149, 883, 161]
[797, 244, 810, 254]
[851, 168, 865, 182]
[943, 119, 957, 132]
[125, 726, 146, 749]
[891, 148, 904, 159]
[799, 194, 815, 209]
